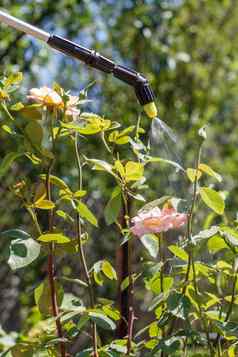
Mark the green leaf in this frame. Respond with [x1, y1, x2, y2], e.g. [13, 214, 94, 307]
[1, 229, 41, 270]
[38, 233, 71, 244]
[75, 349, 92, 357]
[220, 226, 238, 246]
[168, 245, 189, 261]
[88, 311, 116, 330]
[110, 340, 127, 354]
[140, 234, 159, 258]
[8, 237, 41, 271]
[40, 174, 70, 191]
[138, 196, 171, 213]
[114, 160, 125, 177]
[146, 274, 174, 294]
[10, 102, 24, 111]
[199, 163, 222, 182]
[4, 72, 23, 87]
[167, 292, 191, 320]
[104, 186, 122, 225]
[228, 345, 237, 357]
[34, 279, 64, 315]
[18, 104, 42, 120]
[207, 235, 228, 253]
[0, 152, 22, 177]
[63, 113, 111, 134]
[34, 199, 55, 210]
[147, 156, 184, 172]
[74, 190, 87, 198]
[76, 201, 98, 227]
[25, 121, 43, 146]
[151, 336, 181, 354]
[125, 161, 144, 182]
[56, 210, 74, 223]
[85, 158, 114, 175]
[77, 315, 90, 332]
[186, 168, 202, 183]
[11, 343, 34, 357]
[102, 305, 120, 321]
[192, 226, 219, 242]
[149, 321, 159, 338]
[102, 260, 117, 280]
[1, 229, 30, 241]
[93, 261, 104, 286]
[60, 276, 88, 288]
[199, 187, 225, 215]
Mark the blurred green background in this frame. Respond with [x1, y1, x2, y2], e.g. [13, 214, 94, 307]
[0, 0, 238, 338]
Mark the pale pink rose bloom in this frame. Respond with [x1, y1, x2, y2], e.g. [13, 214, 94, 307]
[131, 206, 187, 237]
[28, 86, 63, 107]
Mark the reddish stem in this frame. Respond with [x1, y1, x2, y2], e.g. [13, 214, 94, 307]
[46, 149, 66, 356]
[48, 246, 66, 356]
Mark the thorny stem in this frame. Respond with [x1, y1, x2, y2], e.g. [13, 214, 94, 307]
[182, 145, 213, 356]
[191, 257, 213, 357]
[123, 190, 135, 356]
[225, 268, 237, 322]
[183, 145, 202, 294]
[215, 260, 237, 354]
[74, 133, 98, 357]
[168, 146, 202, 340]
[158, 233, 166, 357]
[46, 115, 66, 357]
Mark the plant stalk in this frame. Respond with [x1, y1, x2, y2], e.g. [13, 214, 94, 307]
[159, 233, 166, 357]
[74, 133, 98, 357]
[46, 115, 66, 357]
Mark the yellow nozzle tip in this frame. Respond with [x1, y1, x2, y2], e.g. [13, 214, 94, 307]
[143, 102, 158, 119]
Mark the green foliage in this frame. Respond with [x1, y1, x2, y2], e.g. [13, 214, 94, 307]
[34, 279, 64, 316]
[1, 229, 41, 270]
[1, 1, 238, 353]
[199, 187, 225, 215]
[38, 233, 71, 244]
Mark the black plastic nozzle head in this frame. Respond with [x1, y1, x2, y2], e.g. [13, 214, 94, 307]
[134, 81, 155, 106]
[134, 76, 155, 106]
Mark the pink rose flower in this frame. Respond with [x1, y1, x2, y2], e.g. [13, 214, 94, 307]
[28, 88, 80, 118]
[131, 206, 187, 237]
[28, 86, 63, 107]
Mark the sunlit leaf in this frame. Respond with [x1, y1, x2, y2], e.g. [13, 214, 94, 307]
[140, 234, 159, 258]
[88, 311, 116, 330]
[125, 161, 144, 182]
[40, 174, 70, 191]
[38, 233, 71, 244]
[34, 199, 55, 210]
[102, 260, 117, 280]
[4, 72, 23, 87]
[147, 156, 184, 172]
[104, 186, 122, 225]
[199, 187, 225, 215]
[76, 201, 98, 227]
[1, 229, 41, 270]
[168, 245, 188, 261]
[186, 168, 202, 183]
[207, 235, 228, 253]
[34, 279, 64, 315]
[199, 163, 222, 182]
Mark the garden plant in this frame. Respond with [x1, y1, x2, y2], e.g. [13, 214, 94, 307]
[0, 71, 238, 357]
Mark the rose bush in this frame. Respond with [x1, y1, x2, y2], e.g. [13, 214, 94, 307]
[0, 72, 237, 357]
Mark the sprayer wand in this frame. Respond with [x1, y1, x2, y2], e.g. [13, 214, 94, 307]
[0, 9, 157, 118]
